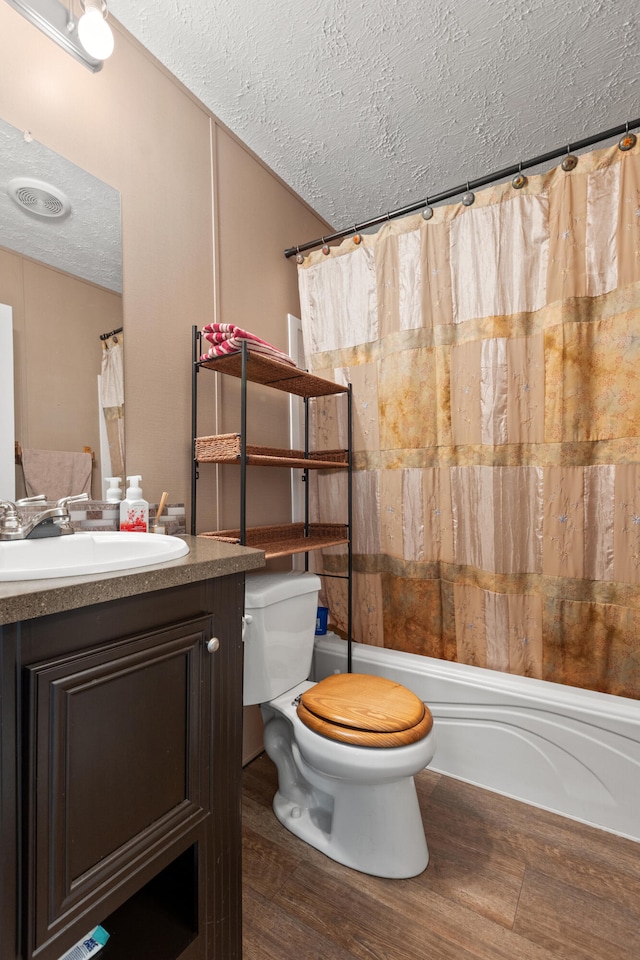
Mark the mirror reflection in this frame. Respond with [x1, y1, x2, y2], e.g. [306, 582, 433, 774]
[0, 116, 123, 501]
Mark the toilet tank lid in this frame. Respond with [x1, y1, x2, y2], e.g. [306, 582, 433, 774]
[245, 571, 321, 608]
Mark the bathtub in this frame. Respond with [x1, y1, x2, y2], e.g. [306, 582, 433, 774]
[312, 633, 640, 842]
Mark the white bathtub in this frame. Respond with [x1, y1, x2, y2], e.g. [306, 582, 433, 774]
[312, 633, 640, 842]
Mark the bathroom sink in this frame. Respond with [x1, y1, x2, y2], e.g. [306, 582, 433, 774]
[0, 531, 190, 581]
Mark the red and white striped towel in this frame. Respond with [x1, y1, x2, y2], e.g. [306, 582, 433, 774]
[200, 323, 296, 366]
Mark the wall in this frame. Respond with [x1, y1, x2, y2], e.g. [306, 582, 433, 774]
[0, 4, 329, 524]
[0, 247, 122, 498]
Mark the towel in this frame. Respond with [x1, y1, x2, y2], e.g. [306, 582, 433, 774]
[200, 323, 296, 366]
[21, 449, 92, 501]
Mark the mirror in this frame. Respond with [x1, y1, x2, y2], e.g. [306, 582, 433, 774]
[0, 116, 123, 501]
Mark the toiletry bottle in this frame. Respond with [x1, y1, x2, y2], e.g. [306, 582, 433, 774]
[105, 477, 122, 502]
[119, 476, 149, 532]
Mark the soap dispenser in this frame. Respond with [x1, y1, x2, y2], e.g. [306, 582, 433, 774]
[119, 476, 149, 533]
[105, 477, 122, 503]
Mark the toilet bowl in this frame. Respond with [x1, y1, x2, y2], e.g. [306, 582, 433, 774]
[243, 571, 436, 879]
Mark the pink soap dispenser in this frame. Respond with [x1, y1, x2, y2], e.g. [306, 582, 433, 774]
[119, 475, 149, 532]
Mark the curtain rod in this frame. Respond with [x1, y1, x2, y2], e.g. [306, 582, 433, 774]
[99, 326, 123, 341]
[284, 117, 640, 259]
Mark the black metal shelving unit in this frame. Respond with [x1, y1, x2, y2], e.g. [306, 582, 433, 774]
[191, 326, 353, 667]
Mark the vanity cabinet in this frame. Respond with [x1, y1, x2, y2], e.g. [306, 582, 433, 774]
[0, 573, 245, 960]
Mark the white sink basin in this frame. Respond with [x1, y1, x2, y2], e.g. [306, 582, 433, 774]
[0, 531, 189, 581]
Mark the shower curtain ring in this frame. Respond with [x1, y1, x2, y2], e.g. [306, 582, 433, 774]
[353, 226, 363, 245]
[561, 145, 578, 171]
[321, 237, 331, 255]
[295, 246, 305, 264]
[512, 162, 528, 189]
[619, 121, 637, 151]
[422, 196, 434, 220]
[462, 181, 475, 206]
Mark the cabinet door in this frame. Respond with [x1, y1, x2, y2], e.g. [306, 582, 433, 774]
[24, 618, 212, 960]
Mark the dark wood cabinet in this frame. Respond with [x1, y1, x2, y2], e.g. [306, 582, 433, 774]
[0, 574, 244, 960]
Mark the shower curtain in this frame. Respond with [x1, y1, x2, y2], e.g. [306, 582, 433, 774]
[100, 332, 125, 481]
[297, 141, 640, 700]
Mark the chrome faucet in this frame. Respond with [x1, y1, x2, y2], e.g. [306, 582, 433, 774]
[0, 494, 89, 541]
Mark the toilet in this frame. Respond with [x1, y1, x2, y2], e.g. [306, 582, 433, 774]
[243, 570, 436, 879]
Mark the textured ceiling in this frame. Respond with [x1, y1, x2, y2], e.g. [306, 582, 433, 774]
[107, 0, 639, 241]
[0, 118, 122, 292]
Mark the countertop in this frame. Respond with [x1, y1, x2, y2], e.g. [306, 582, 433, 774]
[0, 535, 265, 625]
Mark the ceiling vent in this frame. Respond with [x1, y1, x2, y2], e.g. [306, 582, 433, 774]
[7, 177, 72, 219]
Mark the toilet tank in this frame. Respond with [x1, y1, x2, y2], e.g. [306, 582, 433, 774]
[243, 571, 321, 706]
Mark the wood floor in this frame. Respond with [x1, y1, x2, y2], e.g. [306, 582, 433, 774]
[242, 753, 640, 960]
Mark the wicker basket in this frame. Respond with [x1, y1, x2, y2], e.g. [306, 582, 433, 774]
[308, 450, 348, 463]
[198, 522, 348, 558]
[198, 352, 349, 398]
[195, 433, 347, 468]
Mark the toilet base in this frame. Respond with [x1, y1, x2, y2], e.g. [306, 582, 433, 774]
[262, 690, 432, 879]
[271, 766, 429, 879]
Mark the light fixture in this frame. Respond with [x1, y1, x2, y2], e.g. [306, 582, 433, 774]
[77, 0, 113, 60]
[4, 0, 114, 72]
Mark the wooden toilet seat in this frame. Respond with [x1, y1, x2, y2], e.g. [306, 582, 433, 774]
[296, 673, 433, 747]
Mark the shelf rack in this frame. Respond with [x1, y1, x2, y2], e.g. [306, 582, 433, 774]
[191, 327, 353, 662]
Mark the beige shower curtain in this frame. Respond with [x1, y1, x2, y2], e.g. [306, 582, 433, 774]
[100, 332, 125, 480]
[298, 141, 640, 700]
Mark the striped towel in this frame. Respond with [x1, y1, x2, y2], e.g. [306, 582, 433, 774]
[200, 323, 296, 366]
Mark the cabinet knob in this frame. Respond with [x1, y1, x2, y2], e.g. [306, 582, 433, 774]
[207, 637, 220, 654]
